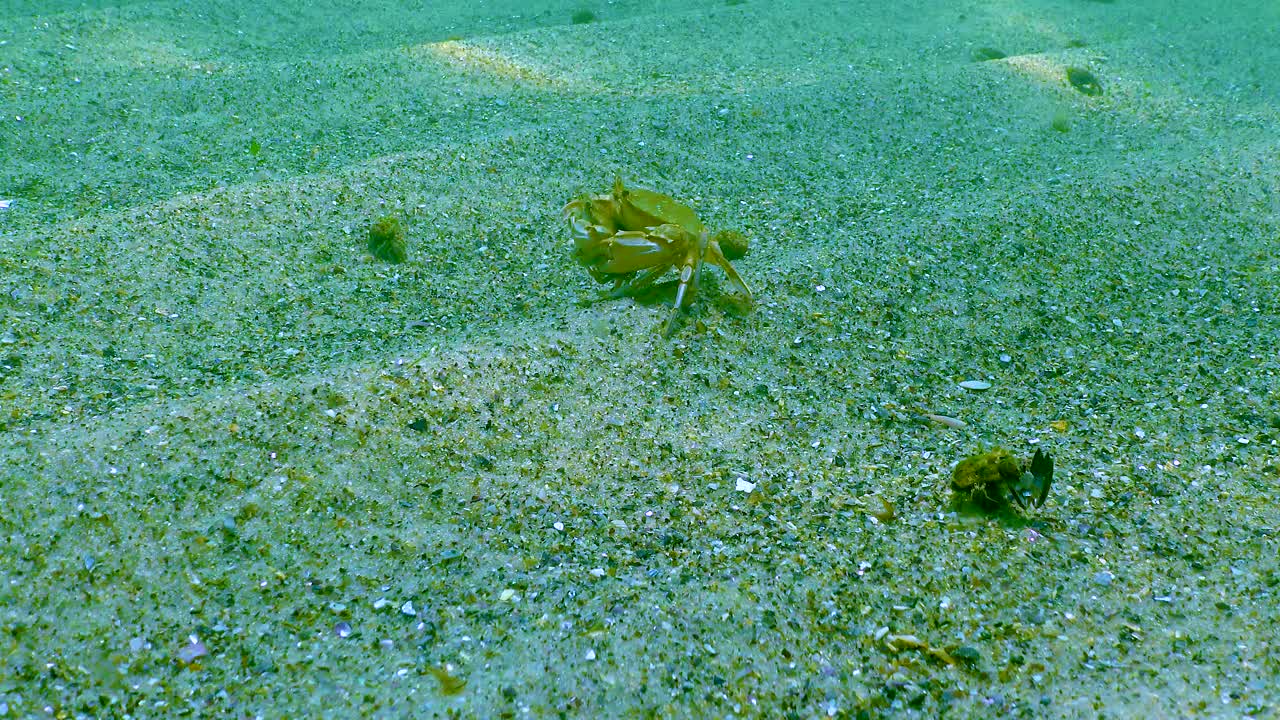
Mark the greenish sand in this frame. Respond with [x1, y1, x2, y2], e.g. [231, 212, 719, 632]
[2, 0, 1278, 716]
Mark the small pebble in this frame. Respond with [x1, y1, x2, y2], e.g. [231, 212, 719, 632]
[333, 621, 353, 638]
[959, 380, 992, 391]
[176, 637, 208, 664]
[1092, 571, 1114, 587]
[400, 601, 416, 616]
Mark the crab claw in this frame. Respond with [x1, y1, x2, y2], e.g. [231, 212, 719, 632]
[705, 235, 752, 303]
[1013, 448, 1054, 509]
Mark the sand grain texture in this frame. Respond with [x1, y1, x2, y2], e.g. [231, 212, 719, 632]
[1, 0, 1277, 716]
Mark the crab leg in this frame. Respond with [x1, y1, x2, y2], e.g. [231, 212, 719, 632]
[706, 240, 752, 302]
[662, 235, 709, 337]
[607, 263, 673, 298]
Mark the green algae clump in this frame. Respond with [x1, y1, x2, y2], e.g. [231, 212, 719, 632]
[367, 215, 408, 263]
[1051, 108, 1071, 133]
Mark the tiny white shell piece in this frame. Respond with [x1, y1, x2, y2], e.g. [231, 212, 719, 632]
[959, 380, 992, 391]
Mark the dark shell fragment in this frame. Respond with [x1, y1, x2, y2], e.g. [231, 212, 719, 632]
[1066, 67, 1104, 96]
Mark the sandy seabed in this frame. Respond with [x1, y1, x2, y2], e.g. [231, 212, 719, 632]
[1, 0, 1277, 717]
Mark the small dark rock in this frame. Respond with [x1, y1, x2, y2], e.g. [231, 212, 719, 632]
[952, 645, 983, 666]
[1066, 67, 1104, 96]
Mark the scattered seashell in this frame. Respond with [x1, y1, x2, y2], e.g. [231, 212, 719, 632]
[959, 380, 992, 391]
[176, 636, 208, 664]
[884, 634, 927, 652]
[866, 496, 896, 523]
[882, 633, 957, 665]
[926, 646, 958, 666]
[428, 665, 466, 695]
[735, 477, 756, 493]
[922, 412, 966, 429]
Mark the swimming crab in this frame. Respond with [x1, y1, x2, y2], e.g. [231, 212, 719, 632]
[563, 178, 752, 336]
[951, 447, 1054, 512]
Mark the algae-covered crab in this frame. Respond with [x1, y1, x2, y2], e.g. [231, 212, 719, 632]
[951, 447, 1054, 512]
[563, 178, 752, 336]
